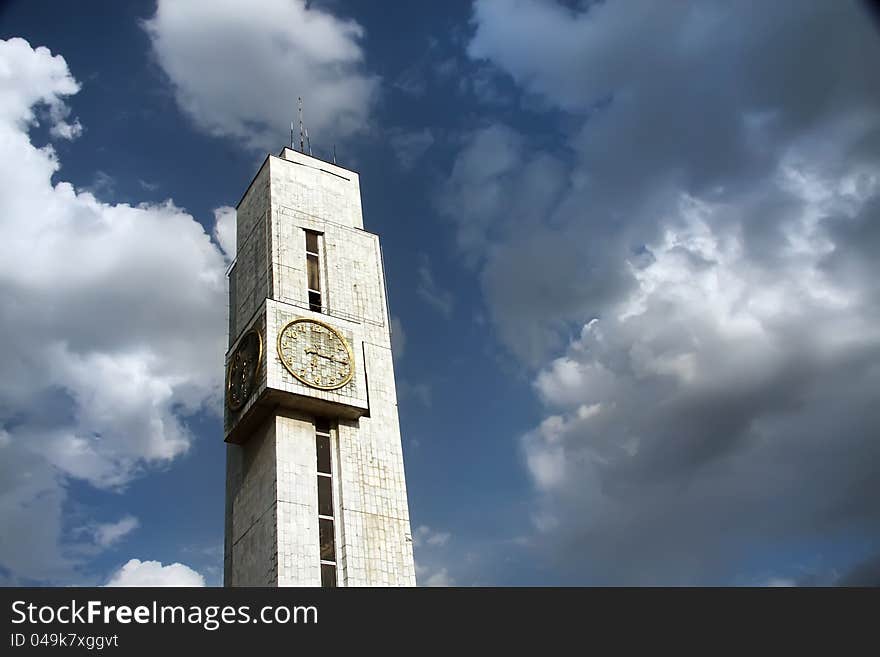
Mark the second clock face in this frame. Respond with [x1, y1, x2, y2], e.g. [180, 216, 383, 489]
[277, 319, 354, 390]
[227, 328, 262, 411]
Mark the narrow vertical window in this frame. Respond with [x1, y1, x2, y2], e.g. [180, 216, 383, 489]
[305, 230, 322, 312]
[315, 418, 337, 587]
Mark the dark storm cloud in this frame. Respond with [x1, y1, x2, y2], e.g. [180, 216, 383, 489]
[439, 0, 880, 583]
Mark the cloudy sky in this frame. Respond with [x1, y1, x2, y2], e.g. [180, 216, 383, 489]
[1, 0, 879, 586]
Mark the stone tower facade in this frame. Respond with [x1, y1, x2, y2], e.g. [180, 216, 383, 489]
[223, 147, 416, 587]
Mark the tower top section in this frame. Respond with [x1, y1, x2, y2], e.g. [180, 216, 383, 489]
[277, 146, 359, 180]
[235, 147, 365, 234]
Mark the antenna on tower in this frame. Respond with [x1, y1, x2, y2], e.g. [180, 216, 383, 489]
[333, 145, 337, 165]
[298, 97, 304, 153]
[290, 121, 294, 150]
[305, 128, 312, 156]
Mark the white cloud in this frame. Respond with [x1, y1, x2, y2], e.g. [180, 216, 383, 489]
[391, 316, 406, 360]
[393, 65, 427, 98]
[0, 37, 81, 137]
[90, 516, 140, 549]
[0, 38, 229, 581]
[416, 255, 454, 318]
[414, 525, 451, 548]
[69, 515, 140, 553]
[436, 124, 532, 255]
[0, 449, 70, 582]
[413, 526, 455, 586]
[389, 128, 434, 170]
[143, 0, 379, 150]
[212, 206, 236, 261]
[763, 578, 796, 588]
[84, 170, 115, 198]
[423, 568, 453, 587]
[397, 380, 432, 408]
[414, 561, 454, 587]
[105, 559, 206, 587]
[48, 114, 81, 140]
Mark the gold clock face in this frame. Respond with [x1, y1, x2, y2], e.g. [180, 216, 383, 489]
[226, 328, 262, 411]
[277, 318, 354, 390]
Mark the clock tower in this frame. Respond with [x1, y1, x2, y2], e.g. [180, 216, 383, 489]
[223, 147, 417, 587]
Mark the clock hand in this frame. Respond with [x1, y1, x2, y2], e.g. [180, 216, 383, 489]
[305, 347, 347, 364]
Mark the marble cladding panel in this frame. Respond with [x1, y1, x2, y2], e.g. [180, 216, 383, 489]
[227, 418, 278, 586]
[271, 150, 363, 230]
[275, 412, 321, 587]
[270, 201, 386, 332]
[335, 342, 415, 586]
[232, 160, 271, 341]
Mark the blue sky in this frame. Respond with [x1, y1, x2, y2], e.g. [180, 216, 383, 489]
[1, 0, 879, 586]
